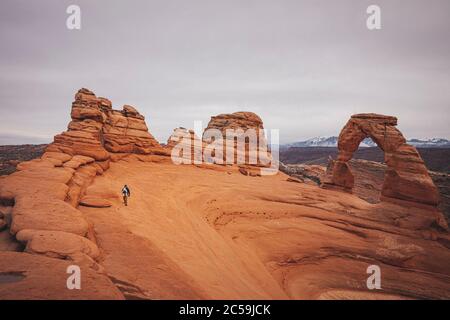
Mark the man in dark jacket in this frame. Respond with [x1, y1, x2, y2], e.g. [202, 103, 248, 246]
[122, 185, 131, 206]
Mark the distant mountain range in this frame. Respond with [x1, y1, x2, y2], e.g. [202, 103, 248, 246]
[282, 137, 450, 149]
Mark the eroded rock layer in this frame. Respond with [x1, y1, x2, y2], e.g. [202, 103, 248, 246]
[0, 88, 171, 299]
[48, 88, 167, 158]
[323, 113, 440, 207]
[203, 112, 272, 171]
[1, 94, 449, 300]
[167, 127, 204, 164]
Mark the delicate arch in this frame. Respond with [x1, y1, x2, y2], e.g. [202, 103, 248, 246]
[323, 113, 440, 206]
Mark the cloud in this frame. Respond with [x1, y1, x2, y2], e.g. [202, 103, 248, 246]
[0, 0, 449, 145]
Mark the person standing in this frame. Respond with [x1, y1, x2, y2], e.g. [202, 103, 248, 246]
[122, 185, 131, 206]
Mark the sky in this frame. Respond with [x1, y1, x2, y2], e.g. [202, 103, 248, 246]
[0, 0, 449, 145]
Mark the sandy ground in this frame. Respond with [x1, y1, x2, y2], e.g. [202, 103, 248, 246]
[77, 158, 450, 299]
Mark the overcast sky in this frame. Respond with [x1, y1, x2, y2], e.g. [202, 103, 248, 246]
[0, 0, 449, 145]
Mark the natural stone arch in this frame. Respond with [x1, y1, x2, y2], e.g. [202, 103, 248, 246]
[323, 113, 440, 206]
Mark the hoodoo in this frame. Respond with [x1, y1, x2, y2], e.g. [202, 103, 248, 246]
[48, 88, 168, 159]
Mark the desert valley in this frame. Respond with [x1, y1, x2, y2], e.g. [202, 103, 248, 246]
[0, 88, 449, 300]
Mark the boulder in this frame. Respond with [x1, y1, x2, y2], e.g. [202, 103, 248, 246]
[10, 197, 89, 236]
[16, 229, 100, 260]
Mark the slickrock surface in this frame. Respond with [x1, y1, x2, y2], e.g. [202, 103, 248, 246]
[0, 252, 122, 299]
[0, 91, 449, 299]
[324, 114, 440, 207]
[283, 159, 450, 223]
[76, 160, 449, 299]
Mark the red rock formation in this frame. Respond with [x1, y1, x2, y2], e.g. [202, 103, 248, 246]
[206, 112, 264, 132]
[167, 127, 198, 149]
[0, 88, 171, 298]
[48, 88, 110, 161]
[43, 88, 169, 206]
[167, 127, 203, 163]
[103, 105, 166, 155]
[47, 88, 167, 159]
[323, 113, 440, 206]
[203, 112, 271, 168]
[1, 94, 448, 300]
[166, 113, 272, 170]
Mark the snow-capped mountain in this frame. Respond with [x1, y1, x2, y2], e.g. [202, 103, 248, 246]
[286, 136, 339, 147]
[407, 138, 450, 148]
[282, 137, 450, 148]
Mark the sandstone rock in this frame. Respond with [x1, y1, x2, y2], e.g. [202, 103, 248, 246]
[0, 167, 72, 202]
[92, 163, 104, 175]
[72, 155, 95, 165]
[66, 164, 98, 207]
[79, 196, 112, 208]
[102, 106, 167, 155]
[45, 158, 63, 167]
[203, 112, 271, 167]
[287, 177, 304, 183]
[48, 133, 110, 162]
[0, 219, 6, 231]
[206, 111, 264, 132]
[323, 160, 354, 191]
[238, 166, 262, 177]
[77, 159, 450, 299]
[11, 197, 89, 236]
[63, 159, 83, 169]
[16, 229, 99, 260]
[0, 251, 123, 299]
[167, 127, 204, 163]
[2, 91, 449, 301]
[337, 114, 405, 161]
[122, 104, 142, 118]
[48, 88, 167, 161]
[16, 159, 55, 171]
[96, 159, 110, 171]
[323, 113, 440, 207]
[239, 167, 249, 176]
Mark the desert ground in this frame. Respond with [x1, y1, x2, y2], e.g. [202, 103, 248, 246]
[79, 158, 450, 299]
[2, 155, 449, 299]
